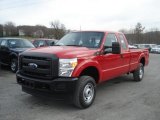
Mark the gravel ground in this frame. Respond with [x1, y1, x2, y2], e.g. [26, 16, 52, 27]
[0, 54, 160, 120]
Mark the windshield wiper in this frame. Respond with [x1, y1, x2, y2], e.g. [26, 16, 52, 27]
[65, 44, 83, 47]
[54, 44, 62, 46]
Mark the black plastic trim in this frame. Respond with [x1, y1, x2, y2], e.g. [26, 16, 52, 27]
[19, 52, 59, 80]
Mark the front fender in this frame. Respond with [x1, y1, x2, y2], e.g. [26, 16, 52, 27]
[72, 59, 102, 80]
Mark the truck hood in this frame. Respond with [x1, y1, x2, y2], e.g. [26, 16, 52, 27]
[27, 46, 98, 58]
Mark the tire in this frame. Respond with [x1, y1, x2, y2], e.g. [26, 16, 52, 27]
[10, 58, 18, 73]
[133, 63, 144, 82]
[73, 76, 96, 109]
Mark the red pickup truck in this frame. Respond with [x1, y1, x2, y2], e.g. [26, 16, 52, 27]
[16, 31, 149, 108]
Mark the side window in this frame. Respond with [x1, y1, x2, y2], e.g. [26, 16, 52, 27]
[33, 40, 39, 47]
[0, 40, 8, 47]
[33, 40, 46, 47]
[38, 41, 46, 47]
[104, 33, 117, 52]
[119, 34, 127, 50]
[104, 33, 117, 46]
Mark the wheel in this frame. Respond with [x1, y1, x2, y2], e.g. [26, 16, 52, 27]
[10, 59, 18, 73]
[133, 63, 144, 82]
[73, 76, 96, 109]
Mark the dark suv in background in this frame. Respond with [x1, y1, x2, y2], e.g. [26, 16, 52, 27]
[0, 38, 34, 72]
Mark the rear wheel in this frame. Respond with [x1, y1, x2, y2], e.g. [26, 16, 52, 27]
[73, 76, 96, 108]
[11, 59, 18, 73]
[133, 63, 144, 82]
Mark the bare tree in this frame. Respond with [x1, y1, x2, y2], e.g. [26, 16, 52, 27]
[3, 21, 18, 36]
[144, 27, 160, 44]
[33, 30, 44, 38]
[50, 20, 66, 39]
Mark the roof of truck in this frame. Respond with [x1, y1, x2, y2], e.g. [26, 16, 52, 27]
[71, 30, 123, 34]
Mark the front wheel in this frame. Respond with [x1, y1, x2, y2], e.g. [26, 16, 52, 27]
[133, 63, 144, 82]
[10, 59, 18, 73]
[73, 76, 96, 108]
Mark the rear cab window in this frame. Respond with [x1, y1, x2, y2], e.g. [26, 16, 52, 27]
[33, 40, 47, 47]
[119, 34, 128, 51]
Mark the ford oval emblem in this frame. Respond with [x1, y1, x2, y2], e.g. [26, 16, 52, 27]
[28, 63, 38, 69]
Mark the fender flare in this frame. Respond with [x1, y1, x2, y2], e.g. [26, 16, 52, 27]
[72, 60, 102, 81]
[9, 52, 18, 61]
[138, 53, 145, 65]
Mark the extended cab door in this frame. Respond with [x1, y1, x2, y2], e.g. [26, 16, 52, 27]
[99, 33, 130, 81]
[99, 33, 123, 81]
[118, 33, 130, 74]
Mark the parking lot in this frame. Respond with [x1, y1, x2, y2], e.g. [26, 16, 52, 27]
[0, 54, 160, 120]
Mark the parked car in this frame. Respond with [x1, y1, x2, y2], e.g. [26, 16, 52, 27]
[134, 44, 157, 52]
[17, 31, 149, 108]
[150, 45, 160, 54]
[0, 38, 34, 72]
[33, 39, 58, 48]
[128, 44, 138, 49]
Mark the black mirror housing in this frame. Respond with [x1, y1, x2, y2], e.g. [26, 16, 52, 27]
[112, 42, 121, 54]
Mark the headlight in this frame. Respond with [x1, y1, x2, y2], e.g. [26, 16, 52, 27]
[59, 58, 77, 77]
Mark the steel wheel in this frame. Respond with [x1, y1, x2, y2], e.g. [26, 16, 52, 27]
[10, 59, 17, 73]
[139, 65, 144, 79]
[11, 61, 16, 71]
[133, 63, 144, 82]
[83, 83, 94, 104]
[73, 76, 96, 108]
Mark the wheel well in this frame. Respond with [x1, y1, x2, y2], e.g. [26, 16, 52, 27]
[10, 54, 17, 62]
[140, 57, 145, 66]
[80, 66, 99, 83]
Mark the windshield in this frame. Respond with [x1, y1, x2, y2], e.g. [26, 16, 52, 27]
[56, 32, 104, 48]
[9, 39, 34, 48]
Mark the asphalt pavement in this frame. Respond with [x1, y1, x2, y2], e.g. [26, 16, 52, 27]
[0, 54, 160, 120]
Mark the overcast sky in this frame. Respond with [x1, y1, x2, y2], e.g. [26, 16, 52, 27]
[0, 0, 160, 31]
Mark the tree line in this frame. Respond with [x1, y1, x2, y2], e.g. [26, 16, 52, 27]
[0, 20, 67, 39]
[0, 21, 160, 44]
[119, 22, 160, 44]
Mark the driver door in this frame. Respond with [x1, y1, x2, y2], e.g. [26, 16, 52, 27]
[99, 33, 124, 81]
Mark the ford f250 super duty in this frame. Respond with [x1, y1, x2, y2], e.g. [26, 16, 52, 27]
[16, 31, 149, 108]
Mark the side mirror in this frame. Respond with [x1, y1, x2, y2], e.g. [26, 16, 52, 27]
[112, 42, 121, 54]
[103, 46, 112, 54]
